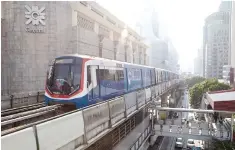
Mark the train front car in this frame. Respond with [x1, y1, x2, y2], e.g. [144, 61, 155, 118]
[45, 56, 88, 109]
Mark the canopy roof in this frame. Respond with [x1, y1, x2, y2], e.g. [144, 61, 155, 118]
[207, 89, 235, 111]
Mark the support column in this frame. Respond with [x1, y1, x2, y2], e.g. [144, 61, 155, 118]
[139, 47, 142, 64]
[124, 38, 129, 62]
[98, 34, 104, 57]
[161, 93, 168, 107]
[160, 94, 168, 121]
[113, 40, 119, 60]
[124, 45, 128, 62]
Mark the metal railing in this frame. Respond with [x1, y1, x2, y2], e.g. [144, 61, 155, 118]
[129, 124, 152, 150]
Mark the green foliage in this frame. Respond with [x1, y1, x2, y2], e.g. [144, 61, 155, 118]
[186, 76, 206, 88]
[189, 78, 231, 108]
[212, 138, 235, 150]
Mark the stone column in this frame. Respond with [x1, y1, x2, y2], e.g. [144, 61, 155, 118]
[113, 40, 119, 60]
[132, 42, 136, 63]
[98, 34, 104, 58]
[144, 53, 147, 65]
[124, 44, 129, 62]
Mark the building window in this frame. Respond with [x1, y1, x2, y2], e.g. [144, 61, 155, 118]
[78, 14, 94, 31]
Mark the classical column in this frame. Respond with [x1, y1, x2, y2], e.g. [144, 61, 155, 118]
[139, 47, 142, 64]
[124, 44, 129, 62]
[113, 40, 119, 60]
[144, 53, 147, 65]
[98, 34, 104, 58]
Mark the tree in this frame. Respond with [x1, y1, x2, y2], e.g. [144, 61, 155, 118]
[189, 79, 231, 109]
[212, 138, 235, 150]
[186, 76, 206, 88]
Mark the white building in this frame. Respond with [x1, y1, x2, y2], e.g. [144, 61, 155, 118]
[231, 1, 235, 68]
[194, 49, 203, 76]
[203, 1, 232, 79]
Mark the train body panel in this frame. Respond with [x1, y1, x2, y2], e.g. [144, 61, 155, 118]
[45, 54, 179, 109]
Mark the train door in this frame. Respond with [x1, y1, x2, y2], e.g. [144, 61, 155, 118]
[87, 65, 100, 104]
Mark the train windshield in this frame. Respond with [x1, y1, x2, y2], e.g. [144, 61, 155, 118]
[46, 57, 82, 95]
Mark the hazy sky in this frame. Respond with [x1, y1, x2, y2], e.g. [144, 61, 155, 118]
[97, 0, 221, 72]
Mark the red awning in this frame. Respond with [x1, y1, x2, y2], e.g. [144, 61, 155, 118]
[207, 89, 235, 111]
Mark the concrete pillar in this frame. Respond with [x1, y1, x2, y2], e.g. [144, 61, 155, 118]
[161, 94, 168, 107]
[124, 44, 128, 62]
[98, 34, 104, 57]
[160, 94, 168, 121]
[113, 40, 119, 60]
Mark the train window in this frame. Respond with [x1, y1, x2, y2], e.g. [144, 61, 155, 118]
[147, 69, 151, 86]
[159, 71, 161, 82]
[99, 68, 115, 81]
[72, 66, 82, 89]
[142, 69, 151, 87]
[87, 66, 91, 85]
[150, 69, 156, 85]
[116, 69, 124, 81]
[127, 68, 142, 91]
[98, 67, 124, 81]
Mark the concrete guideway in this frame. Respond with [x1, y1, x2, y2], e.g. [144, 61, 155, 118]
[1, 80, 180, 150]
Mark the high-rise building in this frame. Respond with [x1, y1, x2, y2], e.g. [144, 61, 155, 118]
[231, 1, 235, 68]
[194, 49, 203, 76]
[230, 1, 235, 87]
[203, 1, 232, 79]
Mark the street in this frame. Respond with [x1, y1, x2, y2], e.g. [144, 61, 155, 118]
[158, 89, 188, 150]
[157, 88, 203, 150]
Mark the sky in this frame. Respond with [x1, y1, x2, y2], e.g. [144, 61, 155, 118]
[96, 0, 221, 72]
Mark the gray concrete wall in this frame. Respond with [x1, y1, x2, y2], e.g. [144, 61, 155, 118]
[1, 2, 74, 97]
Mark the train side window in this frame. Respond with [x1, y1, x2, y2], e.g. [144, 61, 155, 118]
[127, 68, 142, 91]
[151, 69, 156, 85]
[155, 70, 159, 83]
[87, 66, 91, 85]
[116, 69, 124, 81]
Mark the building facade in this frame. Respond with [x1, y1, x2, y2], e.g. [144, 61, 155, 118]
[1, 1, 148, 98]
[230, 1, 235, 87]
[194, 49, 203, 76]
[203, 1, 232, 79]
[231, 1, 235, 68]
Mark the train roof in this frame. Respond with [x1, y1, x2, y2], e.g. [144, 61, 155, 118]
[56, 54, 178, 74]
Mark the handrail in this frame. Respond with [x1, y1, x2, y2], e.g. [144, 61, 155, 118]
[129, 124, 151, 150]
[156, 107, 235, 114]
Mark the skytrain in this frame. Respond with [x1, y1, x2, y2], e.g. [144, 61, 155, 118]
[45, 54, 179, 109]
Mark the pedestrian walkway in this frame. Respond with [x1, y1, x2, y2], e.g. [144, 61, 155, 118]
[154, 121, 230, 141]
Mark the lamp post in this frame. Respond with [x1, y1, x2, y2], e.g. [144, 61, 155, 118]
[231, 114, 234, 142]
